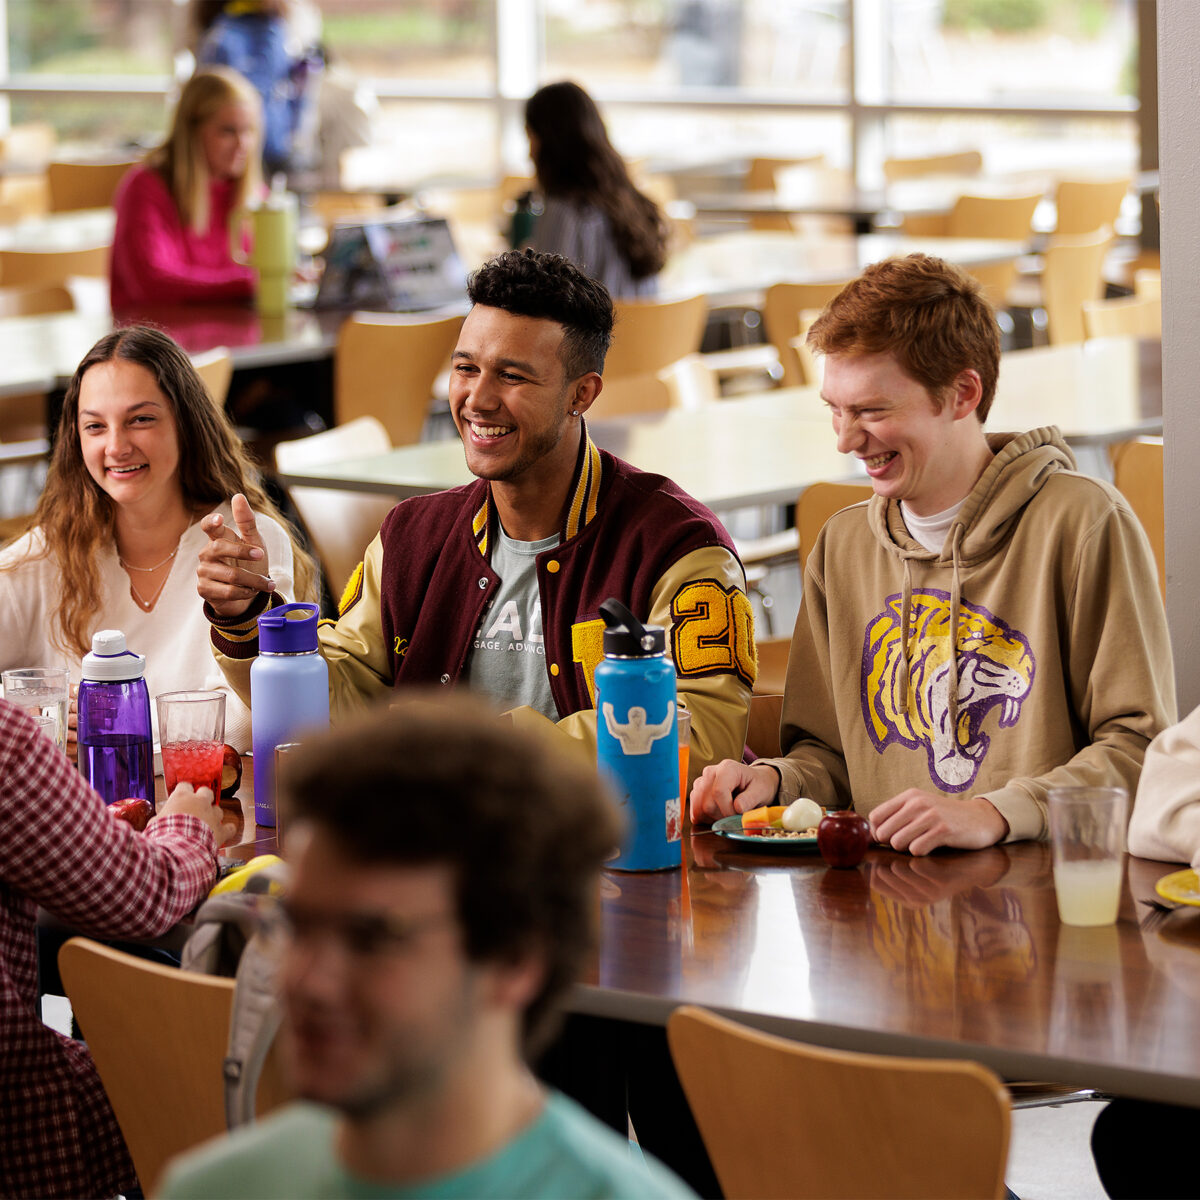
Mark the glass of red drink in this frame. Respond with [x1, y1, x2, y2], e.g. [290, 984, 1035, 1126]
[156, 690, 226, 801]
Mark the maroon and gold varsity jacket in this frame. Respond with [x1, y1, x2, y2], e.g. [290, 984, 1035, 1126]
[210, 433, 755, 775]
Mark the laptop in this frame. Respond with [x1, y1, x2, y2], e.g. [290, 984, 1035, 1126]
[312, 215, 468, 312]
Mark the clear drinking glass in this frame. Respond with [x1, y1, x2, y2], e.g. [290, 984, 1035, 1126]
[3, 667, 70, 753]
[1047, 786, 1128, 927]
[157, 690, 226, 800]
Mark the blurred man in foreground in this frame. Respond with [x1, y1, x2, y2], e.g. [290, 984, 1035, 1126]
[693, 254, 1173, 853]
[159, 695, 693, 1199]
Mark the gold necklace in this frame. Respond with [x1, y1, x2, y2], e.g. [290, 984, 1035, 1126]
[118, 544, 179, 573]
[128, 571, 171, 612]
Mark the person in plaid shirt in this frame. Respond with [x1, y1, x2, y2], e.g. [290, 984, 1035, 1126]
[0, 700, 227, 1198]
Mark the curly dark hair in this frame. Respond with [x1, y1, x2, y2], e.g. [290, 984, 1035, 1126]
[467, 248, 614, 379]
[807, 253, 1001, 422]
[281, 691, 623, 1058]
[525, 80, 670, 281]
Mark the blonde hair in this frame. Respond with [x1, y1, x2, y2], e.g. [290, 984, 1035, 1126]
[147, 66, 262, 233]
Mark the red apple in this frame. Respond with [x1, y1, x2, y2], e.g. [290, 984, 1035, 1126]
[817, 808, 871, 868]
[109, 798, 152, 831]
[221, 745, 243, 799]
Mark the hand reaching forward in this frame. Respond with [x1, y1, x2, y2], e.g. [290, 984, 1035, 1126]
[689, 758, 780, 825]
[868, 789, 1009, 857]
[197, 493, 276, 619]
[151, 781, 237, 847]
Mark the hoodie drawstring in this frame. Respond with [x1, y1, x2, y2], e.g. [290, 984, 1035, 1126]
[946, 525, 965, 748]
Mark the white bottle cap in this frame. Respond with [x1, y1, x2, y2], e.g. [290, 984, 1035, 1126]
[81, 629, 146, 681]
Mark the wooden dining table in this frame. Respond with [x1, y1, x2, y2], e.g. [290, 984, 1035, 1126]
[210, 765, 1200, 1108]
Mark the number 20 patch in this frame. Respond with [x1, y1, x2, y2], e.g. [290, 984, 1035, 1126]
[671, 580, 757, 688]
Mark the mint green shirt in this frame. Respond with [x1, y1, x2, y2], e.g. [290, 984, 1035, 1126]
[159, 1092, 696, 1199]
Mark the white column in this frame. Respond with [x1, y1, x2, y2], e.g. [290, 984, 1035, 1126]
[1159, 5, 1200, 714]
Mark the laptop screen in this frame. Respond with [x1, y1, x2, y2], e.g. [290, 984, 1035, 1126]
[315, 216, 467, 312]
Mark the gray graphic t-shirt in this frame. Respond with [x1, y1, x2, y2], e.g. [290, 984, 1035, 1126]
[465, 526, 560, 720]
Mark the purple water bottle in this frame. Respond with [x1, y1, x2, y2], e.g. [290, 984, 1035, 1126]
[77, 629, 154, 808]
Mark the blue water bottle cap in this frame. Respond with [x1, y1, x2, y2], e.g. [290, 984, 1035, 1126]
[600, 597, 665, 657]
[258, 602, 320, 653]
[81, 629, 146, 681]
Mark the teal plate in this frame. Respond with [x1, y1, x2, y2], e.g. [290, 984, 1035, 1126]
[711, 814, 821, 852]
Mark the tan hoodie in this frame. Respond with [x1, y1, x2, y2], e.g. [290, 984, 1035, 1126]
[756, 427, 1176, 842]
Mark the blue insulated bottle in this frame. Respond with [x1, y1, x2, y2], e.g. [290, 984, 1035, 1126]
[594, 598, 680, 871]
[251, 603, 329, 827]
[77, 629, 154, 808]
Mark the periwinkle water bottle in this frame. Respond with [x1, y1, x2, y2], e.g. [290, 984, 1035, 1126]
[77, 629, 154, 808]
[595, 598, 680, 871]
[251, 602, 329, 827]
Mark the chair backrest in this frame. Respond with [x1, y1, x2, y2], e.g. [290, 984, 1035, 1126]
[744, 156, 826, 231]
[797, 481, 874, 568]
[604, 294, 708, 381]
[746, 692, 783, 758]
[762, 281, 849, 386]
[1111, 437, 1164, 600]
[58, 937, 291, 1196]
[334, 311, 464, 445]
[882, 149, 983, 182]
[1082, 293, 1162, 340]
[1053, 176, 1131, 236]
[275, 416, 397, 597]
[0, 282, 74, 318]
[190, 346, 234, 408]
[668, 1005, 1011, 1200]
[966, 259, 1022, 312]
[947, 191, 1042, 241]
[1134, 267, 1161, 300]
[0, 245, 109, 286]
[1041, 228, 1112, 345]
[47, 157, 137, 212]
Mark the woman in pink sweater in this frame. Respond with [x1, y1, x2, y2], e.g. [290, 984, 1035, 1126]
[110, 66, 261, 310]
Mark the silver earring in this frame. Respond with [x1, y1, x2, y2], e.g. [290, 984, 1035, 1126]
[572, 409, 579, 416]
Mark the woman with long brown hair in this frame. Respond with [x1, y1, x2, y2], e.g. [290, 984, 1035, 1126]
[524, 80, 670, 297]
[0, 325, 316, 753]
[110, 66, 262, 309]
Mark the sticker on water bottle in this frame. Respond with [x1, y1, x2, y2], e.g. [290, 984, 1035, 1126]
[600, 699, 676, 755]
[666, 797, 681, 843]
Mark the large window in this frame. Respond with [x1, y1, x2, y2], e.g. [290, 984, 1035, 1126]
[0, 0, 1141, 186]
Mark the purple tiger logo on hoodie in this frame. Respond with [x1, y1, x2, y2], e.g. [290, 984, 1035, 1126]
[862, 590, 1036, 791]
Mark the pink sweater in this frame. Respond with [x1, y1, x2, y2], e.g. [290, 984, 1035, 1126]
[109, 165, 256, 309]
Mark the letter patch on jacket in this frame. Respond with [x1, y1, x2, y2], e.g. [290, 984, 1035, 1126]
[862, 590, 1036, 792]
[670, 580, 756, 688]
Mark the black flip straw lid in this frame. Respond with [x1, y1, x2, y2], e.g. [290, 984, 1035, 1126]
[600, 597, 666, 657]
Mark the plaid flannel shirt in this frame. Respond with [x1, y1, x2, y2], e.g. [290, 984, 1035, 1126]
[0, 701, 218, 1198]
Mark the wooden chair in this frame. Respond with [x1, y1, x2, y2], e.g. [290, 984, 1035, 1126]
[334, 311, 463, 445]
[1111, 437, 1164, 600]
[1053, 176, 1131, 236]
[58, 937, 291, 1196]
[882, 148, 983, 183]
[668, 1005, 1010, 1200]
[0, 172, 51, 220]
[1040, 228, 1113, 345]
[598, 354, 718, 418]
[0, 282, 73, 318]
[1134, 268, 1161, 300]
[604, 294, 708, 382]
[0, 437, 49, 541]
[745, 691, 783, 757]
[191, 347, 234, 408]
[275, 416, 397, 596]
[798, 481, 874, 567]
[0, 245, 109, 287]
[761, 281, 849, 386]
[1082, 293, 1161, 340]
[47, 157, 137, 212]
[744, 155, 826, 231]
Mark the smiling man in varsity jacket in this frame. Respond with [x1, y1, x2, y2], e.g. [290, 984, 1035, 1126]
[196, 249, 754, 774]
